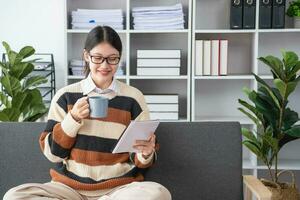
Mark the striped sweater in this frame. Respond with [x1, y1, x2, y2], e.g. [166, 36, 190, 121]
[39, 79, 157, 195]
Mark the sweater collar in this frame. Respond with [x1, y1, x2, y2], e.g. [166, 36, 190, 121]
[81, 73, 119, 95]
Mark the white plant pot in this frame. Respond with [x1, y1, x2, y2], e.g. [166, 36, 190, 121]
[294, 17, 300, 28]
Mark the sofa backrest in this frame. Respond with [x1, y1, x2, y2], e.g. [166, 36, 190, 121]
[0, 122, 242, 200]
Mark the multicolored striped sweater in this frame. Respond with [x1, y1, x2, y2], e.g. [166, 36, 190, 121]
[39, 79, 157, 195]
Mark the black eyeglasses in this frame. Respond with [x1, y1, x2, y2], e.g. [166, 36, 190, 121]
[89, 54, 120, 65]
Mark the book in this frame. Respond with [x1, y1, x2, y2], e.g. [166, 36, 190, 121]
[148, 104, 179, 112]
[211, 40, 219, 76]
[112, 120, 160, 153]
[203, 40, 211, 75]
[137, 50, 181, 58]
[195, 40, 203, 76]
[137, 68, 180, 76]
[219, 40, 228, 75]
[145, 95, 179, 104]
[137, 58, 180, 67]
[150, 112, 179, 120]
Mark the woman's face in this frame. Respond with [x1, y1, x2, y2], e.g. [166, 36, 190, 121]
[84, 42, 120, 85]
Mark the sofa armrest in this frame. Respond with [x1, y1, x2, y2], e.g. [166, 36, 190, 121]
[243, 175, 272, 200]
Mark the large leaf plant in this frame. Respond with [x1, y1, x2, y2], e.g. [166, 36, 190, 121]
[0, 41, 48, 121]
[238, 50, 300, 183]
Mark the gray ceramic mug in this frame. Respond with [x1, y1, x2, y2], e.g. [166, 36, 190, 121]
[88, 96, 109, 118]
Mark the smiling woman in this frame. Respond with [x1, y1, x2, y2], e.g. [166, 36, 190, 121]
[3, 26, 171, 200]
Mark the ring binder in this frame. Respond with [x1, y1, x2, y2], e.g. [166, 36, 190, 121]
[243, 0, 256, 29]
[259, 0, 272, 29]
[272, 0, 285, 28]
[230, 0, 243, 29]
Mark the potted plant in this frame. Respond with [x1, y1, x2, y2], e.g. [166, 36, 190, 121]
[238, 50, 300, 200]
[0, 41, 48, 122]
[287, 0, 300, 28]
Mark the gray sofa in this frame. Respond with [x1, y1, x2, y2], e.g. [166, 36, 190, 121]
[0, 122, 270, 200]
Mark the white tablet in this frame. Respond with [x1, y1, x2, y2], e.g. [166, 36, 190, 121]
[112, 120, 160, 153]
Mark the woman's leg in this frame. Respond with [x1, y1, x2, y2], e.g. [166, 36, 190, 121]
[3, 181, 85, 200]
[98, 181, 172, 200]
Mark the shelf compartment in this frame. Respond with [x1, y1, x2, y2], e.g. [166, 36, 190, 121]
[194, 79, 253, 123]
[195, 0, 231, 30]
[258, 32, 300, 75]
[130, 33, 189, 76]
[130, 79, 188, 120]
[129, 0, 190, 30]
[66, 0, 127, 30]
[194, 33, 255, 75]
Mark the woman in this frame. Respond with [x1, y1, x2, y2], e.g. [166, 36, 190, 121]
[4, 26, 171, 200]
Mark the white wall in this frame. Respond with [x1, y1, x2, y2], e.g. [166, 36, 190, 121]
[0, 0, 66, 89]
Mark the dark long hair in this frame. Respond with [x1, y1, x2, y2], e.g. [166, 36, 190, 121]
[83, 26, 122, 77]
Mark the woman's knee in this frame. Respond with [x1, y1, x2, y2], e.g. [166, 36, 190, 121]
[139, 181, 172, 200]
[3, 183, 40, 200]
[3, 186, 21, 200]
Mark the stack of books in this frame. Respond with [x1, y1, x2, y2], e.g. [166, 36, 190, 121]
[71, 9, 124, 30]
[145, 94, 179, 120]
[195, 40, 228, 76]
[132, 3, 184, 30]
[69, 59, 85, 76]
[137, 50, 181, 76]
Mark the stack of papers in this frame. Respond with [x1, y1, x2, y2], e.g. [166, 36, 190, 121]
[71, 9, 124, 30]
[69, 59, 85, 76]
[132, 3, 184, 30]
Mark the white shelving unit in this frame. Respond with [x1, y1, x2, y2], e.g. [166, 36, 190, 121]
[65, 0, 192, 122]
[64, 0, 300, 185]
[191, 0, 300, 185]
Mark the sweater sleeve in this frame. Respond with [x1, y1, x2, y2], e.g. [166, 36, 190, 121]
[130, 90, 158, 168]
[39, 89, 83, 163]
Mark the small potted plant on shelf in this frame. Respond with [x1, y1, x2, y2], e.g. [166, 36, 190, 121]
[238, 50, 300, 200]
[0, 41, 48, 122]
[287, 0, 300, 28]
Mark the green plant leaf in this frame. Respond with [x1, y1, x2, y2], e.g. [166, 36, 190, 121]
[287, 61, 300, 80]
[242, 86, 252, 96]
[2, 41, 11, 53]
[283, 108, 299, 130]
[242, 127, 258, 143]
[254, 73, 281, 109]
[0, 108, 20, 121]
[258, 87, 280, 113]
[262, 126, 279, 152]
[282, 50, 298, 72]
[243, 140, 262, 159]
[285, 125, 300, 137]
[11, 92, 28, 111]
[9, 62, 35, 80]
[23, 76, 47, 91]
[238, 107, 261, 125]
[0, 76, 22, 97]
[0, 93, 11, 108]
[18, 46, 35, 59]
[23, 103, 47, 121]
[0, 111, 9, 121]
[238, 99, 264, 124]
[249, 90, 278, 129]
[0, 61, 8, 69]
[274, 79, 297, 99]
[19, 63, 35, 80]
[258, 56, 284, 80]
